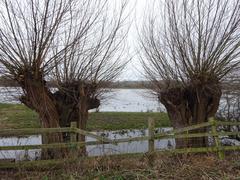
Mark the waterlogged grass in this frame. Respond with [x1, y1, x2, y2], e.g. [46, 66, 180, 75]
[0, 103, 170, 130]
[88, 112, 169, 131]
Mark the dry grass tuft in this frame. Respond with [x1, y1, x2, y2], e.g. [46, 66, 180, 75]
[0, 153, 240, 179]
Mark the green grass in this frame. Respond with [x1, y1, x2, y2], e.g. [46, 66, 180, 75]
[0, 103, 40, 129]
[88, 112, 169, 131]
[0, 103, 170, 130]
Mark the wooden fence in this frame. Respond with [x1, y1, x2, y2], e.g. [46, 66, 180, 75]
[0, 118, 240, 168]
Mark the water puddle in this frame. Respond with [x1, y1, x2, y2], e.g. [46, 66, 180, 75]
[0, 135, 41, 161]
[0, 128, 175, 161]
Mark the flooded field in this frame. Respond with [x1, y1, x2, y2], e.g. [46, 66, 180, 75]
[0, 128, 174, 160]
[0, 87, 164, 112]
[0, 87, 238, 160]
[0, 87, 233, 113]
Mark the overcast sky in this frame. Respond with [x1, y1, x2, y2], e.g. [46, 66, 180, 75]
[118, 0, 148, 81]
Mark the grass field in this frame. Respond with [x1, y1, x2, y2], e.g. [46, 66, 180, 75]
[0, 103, 170, 130]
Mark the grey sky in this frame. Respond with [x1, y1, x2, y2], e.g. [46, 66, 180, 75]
[118, 0, 148, 81]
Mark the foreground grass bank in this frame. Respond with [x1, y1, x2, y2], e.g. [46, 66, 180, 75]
[0, 103, 170, 130]
[0, 154, 239, 179]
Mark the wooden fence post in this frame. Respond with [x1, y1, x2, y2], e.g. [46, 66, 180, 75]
[209, 118, 225, 160]
[70, 122, 77, 157]
[148, 118, 155, 153]
[70, 122, 77, 142]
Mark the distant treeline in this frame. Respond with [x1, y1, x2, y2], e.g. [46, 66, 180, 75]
[0, 76, 150, 89]
[110, 81, 150, 89]
[1, 75, 239, 91]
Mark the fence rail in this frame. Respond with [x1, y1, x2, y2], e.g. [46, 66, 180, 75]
[0, 117, 240, 168]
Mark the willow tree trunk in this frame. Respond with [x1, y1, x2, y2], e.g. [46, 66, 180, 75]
[19, 77, 64, 159]
[77, 96, 88, 155]
[159, 85, 221, 148]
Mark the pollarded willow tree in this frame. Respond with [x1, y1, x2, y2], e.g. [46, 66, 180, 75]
[52, 0, 130, 141]
[139, 0, 240, 147]
[0, 0, 130, 157]
[0, 0, 76, 148]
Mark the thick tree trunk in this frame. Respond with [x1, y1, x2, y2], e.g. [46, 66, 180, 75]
[77, 97, 88, 155]
[159, 87, 191, 148]
[18, 77, 101, 158]
[159, 84, 221, 148]
[19, 77, 64, 159]
[52, 82, 100, 156]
